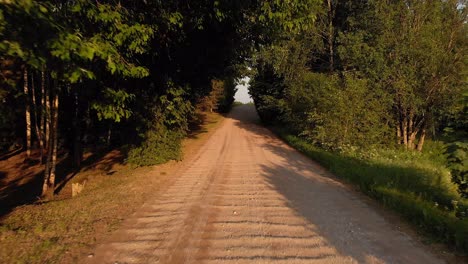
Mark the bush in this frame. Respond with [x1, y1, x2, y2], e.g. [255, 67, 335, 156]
[126, 85, 192, 167]
[447, 141, 468, 198]
[126, 128, 184, 167]
[293, 72, 391, 149]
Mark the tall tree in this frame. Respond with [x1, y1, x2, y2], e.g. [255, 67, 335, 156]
[23, 68, 31, 157]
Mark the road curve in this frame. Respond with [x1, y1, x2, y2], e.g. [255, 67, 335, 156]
[86, 104, 443, 264]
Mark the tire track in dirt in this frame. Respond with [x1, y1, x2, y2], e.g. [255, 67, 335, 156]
[86, 105, 444, 264]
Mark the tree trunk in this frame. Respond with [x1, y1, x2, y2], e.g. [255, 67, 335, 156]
[417, 128, 426, 152]
[401, 115, 408, 148]
[42, 125, 52, 196]
[45, 73, 50, 150]
[107, 123, 112, 146]
[327, 0, 335, 72]
[24, 68, 31, 158]
[407, 110, 415, 149]
[31, 71, 44, 162]
[48, 91, 59, 196]
[396, 123, 401, 144]
[408, 132, 417, 150]
[40, 69, 46, 161]
[42, 93, 53, 196]
[42, 84, 59, 198]
[73, 89, 82, 168]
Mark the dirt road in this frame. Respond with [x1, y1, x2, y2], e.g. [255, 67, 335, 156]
[86, 105, 443, 264]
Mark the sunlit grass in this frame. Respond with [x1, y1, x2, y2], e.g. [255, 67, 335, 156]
[273, 127, 468, 253]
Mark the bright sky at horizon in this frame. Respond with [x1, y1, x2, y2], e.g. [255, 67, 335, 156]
[234, 76, 253, 103]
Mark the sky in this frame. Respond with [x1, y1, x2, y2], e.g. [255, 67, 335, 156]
[234, 76, 253, 103]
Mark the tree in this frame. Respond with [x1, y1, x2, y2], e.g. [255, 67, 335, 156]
[374, 0, 467, 151]
[250, 0, 467, 152]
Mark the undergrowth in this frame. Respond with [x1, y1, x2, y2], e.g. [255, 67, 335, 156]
[126, 128, 184, 167]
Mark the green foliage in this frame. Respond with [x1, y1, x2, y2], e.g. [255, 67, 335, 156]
[251, 0, 467, 197]
[258, 0, 321, 33]
[0, 0, 466, 258]
[155, 85, 194, 132]
[291, 72, 390, 150]
[126, 128, 184, 167]
[249, 62, 287, 124]
[126, 86, 193, 167]
[91, 88, 134, 122]
[447, 142, 468, 198]
[0, 0, 270, 159]
[48, 0, 153, 82]
[217, 77, 237, 113]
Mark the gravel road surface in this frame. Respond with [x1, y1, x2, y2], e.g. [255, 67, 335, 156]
[86, 105, 443, 264]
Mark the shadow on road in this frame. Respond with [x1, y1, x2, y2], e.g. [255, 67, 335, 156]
[226, 104, 426, 264]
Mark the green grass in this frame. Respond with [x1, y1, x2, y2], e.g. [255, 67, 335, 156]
[233, 101, 254, 106]
[232, 101, 244, 107]
[272, 127, 468, 254]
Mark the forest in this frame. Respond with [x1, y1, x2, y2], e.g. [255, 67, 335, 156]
[0, 0, 467, 259]
[0, 0, 250, 198]
[249, 0, 468, 252]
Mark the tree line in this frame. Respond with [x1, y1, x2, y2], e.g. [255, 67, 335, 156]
[249, 0, 467, 195]
[0, 0, 259, 198]
[1, 1, 466, 198]
[0, 0, 324, 198]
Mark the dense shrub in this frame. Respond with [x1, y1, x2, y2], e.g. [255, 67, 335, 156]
[291, 72, 391, 150]
[126, 86, 192, 167]
[447, 141, 468, 198]
[126, 128, 184, 167]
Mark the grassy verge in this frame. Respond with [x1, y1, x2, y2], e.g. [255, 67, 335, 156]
[0, 112, 224, 264]
[272, 127, 468, 254]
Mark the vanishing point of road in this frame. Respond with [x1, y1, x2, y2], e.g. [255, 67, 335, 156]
[86, 105, 443, 264]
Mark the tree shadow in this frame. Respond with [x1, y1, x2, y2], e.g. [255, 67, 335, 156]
[0, 110, 222, 220]
[187, 110, 226, 140]
[0, 148, 23, 161]
[223, 104, 441, 263]
[187, 111, 209, 139]
[0, 148, 124, 219]
[53, 149, 124, 194]
[0, 152, 45, 219]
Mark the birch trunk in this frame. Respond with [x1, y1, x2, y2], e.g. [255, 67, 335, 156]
[73, 89, 82, 168]
[327, 0, 335, 72]
[407, 111, 415, 149]
[42, 126, 52, 196]
[24, 68, 31, 158]
[40, 69, 46, 160]
[401, 115, 408, 148]
[107, 123, 112, 146]
[42, 83, 59, 198]
[45, 73, 50, 150]
[396, 123, 401, 144]
[42, 87, 53, 196]
[47, 91, 59, 196]
[408, 132, 417, 150]
[417, 128, 426, 152]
